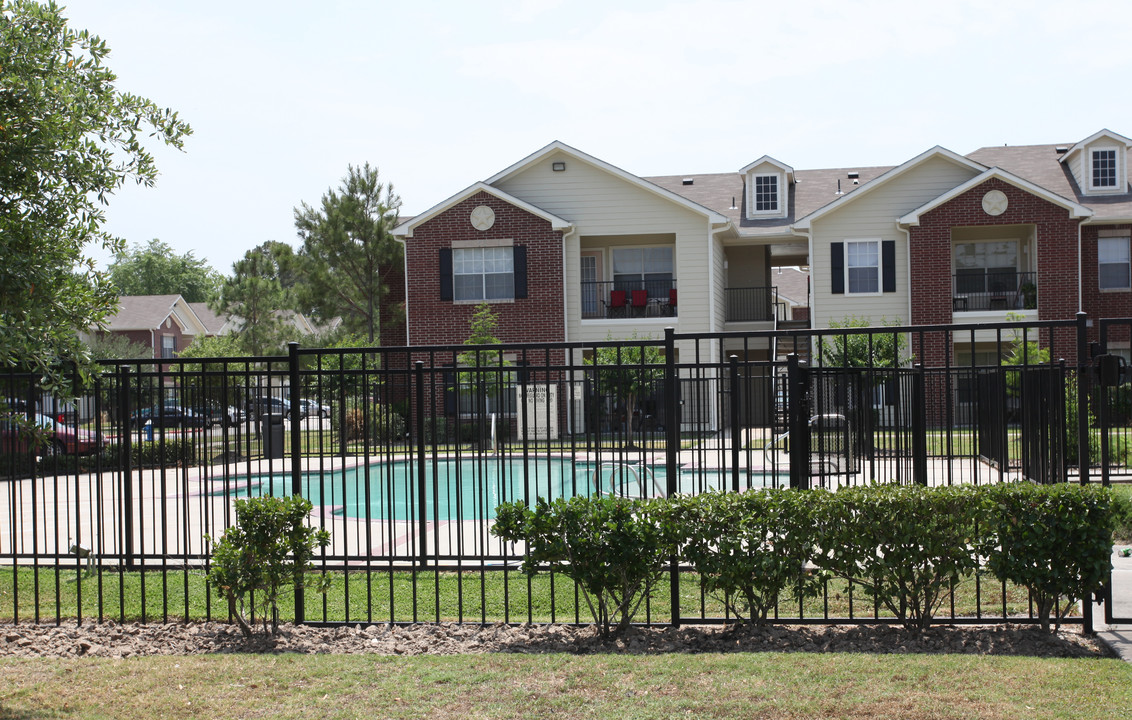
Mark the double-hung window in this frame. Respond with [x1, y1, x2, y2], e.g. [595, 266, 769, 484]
[161, 335, 176, 359]
[753, 174, 779, 213]
[612, 247, 673, 297]
[454, 246, 514, 301]
[1091, 148, 1118, 190]
[1099, 237, 1131, 291]
[846, 240, 879, 294]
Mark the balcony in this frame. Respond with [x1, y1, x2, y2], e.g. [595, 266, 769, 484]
[952, 271, 1036, 312]
[581, 279, 677, 319]
[725, 286, 781, 322]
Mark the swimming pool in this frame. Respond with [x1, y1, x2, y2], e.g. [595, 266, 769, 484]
[214, 457, 780, 522]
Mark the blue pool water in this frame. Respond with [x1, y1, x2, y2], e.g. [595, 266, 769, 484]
[214, 457, 779, 522]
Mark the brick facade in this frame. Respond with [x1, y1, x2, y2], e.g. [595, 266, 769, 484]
[909, 178, 1085, 365]
[1081, 223, 1132, 350]
[405, 191, 566, 347]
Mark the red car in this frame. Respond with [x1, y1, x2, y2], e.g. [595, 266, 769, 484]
[0, 414, 105, 456]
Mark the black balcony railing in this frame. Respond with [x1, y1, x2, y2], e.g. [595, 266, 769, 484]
[725, 286, 779, 322]
[581, 279, 677, 319]
[952, 271, 1037, 312]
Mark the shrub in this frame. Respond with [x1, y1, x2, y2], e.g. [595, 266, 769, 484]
[492, 495, 678, 638]
[982, 482, 1113, 631]
[812, 484, 983, 630]
[673, 489, 823, 625]
[131, 438, 194, 467]
[205, 495, 331, 637]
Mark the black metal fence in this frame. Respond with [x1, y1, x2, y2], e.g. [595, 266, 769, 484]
[0, 314, 1124, 627]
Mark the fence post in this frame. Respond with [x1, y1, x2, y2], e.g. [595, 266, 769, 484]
[1076, 312, 1089, 486]
[119, 365, 134, 570]
[912, 363, 927, 486]
[728, 354, 741, 493]
[664, 327, 680, 627]
[415, 360, 429, 569]
[287, 342, 305, 624]
[787, 353, 810, 490]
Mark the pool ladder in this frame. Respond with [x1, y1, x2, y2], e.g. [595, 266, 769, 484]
[593, 461, 666, 498]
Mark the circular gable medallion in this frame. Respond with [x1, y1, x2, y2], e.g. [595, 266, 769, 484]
[470, 205, 495, 231]
[981, 190, 1008, 216]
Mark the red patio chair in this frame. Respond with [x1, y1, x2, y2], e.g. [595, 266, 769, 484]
[607, 290, 627, 318]
[631, 289, 648, 315]
[668, 288, 677, 316]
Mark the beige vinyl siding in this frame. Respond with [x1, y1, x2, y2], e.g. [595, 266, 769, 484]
[497, 151, 715, 342]
[811, 156, 981, 329]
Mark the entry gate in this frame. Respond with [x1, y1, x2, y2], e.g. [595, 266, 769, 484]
[1098, 319, 1132, 625]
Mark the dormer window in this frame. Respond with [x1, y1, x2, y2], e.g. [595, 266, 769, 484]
[1092, 148, 1118, 189]
[740, 155, 792, 219]
[753, 174, 779, 213]
[1061, 130, 1130, 196]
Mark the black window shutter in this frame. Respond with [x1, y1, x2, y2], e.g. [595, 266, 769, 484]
[513, 246, 527, 299]
[831, 242, 844, 294]
[882, 240, 896, 293]
[439, 248, 453, 301]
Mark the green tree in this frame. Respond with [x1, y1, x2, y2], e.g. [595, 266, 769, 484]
[107, 239, 221, 303]
[213, 241, 296, 356]
[84, 332, 151, 362]
[293, 164, 402, 343]
[819, 316, 909, 368]
[0, 1, 191, 400]
[586, 334, 664, 449]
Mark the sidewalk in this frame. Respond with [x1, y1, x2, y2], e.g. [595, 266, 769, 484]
[1093, 547, 1132, 661]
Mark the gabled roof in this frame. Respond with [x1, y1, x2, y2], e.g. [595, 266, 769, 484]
[391, 182, 572, 239]
[967, 143, 1132, 221]
[1058, 128, 1132, 164]
[187, 302, 227, 336]
[105, 295, 209, 336]
[794, 146, 986, 230]
[898, 167, 1094, 226]
[739, 155, 794, 181]
[485, 140, 731, 226]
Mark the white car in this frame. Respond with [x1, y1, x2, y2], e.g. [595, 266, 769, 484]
[298, 399, 330, 419]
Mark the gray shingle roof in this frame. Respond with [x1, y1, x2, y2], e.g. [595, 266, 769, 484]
[104, 295, 183, 331]
[966, 143, 1132, 221]
[647, 165, 893, 237]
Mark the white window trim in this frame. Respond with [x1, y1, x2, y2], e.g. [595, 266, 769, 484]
[1088, 145, 1124, 192]
[749, 173, 781, 216]
[1098, 236, 1132, 292]
[844, 239, 883, 296]
[452, 245, 515, 303]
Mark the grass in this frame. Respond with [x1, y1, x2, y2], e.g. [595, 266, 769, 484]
[1, 652, 1130, 719]
[0, 566, 1043, 627]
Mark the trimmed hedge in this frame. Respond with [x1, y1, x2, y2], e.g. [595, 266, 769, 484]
[494, 483, 1115, 634]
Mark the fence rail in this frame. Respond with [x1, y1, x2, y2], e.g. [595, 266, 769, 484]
[0, 314, 1124, 627]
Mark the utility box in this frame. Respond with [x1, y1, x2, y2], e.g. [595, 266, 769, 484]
[261, 413, 284, 459]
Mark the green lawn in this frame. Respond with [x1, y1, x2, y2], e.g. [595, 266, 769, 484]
[2, 652, 1129, 719]
[0, 566, 1043, 627]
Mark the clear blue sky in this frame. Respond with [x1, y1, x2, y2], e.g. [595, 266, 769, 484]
[61, 0, 1132, 275]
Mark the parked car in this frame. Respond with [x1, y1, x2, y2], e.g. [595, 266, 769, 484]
[0, 414, 105, 456]
[298, 399, 330, 419]
[246, 396, 293, 420]
[131, 405, 207, 429]
[222, 405, 245, 427]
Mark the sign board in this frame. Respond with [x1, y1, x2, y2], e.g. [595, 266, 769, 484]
[518, 384, 558, 441]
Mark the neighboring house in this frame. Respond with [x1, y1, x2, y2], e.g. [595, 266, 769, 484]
[394, 130, 1132, 367]
[96, 295, 211, 362]
[95, 295, 322, 360]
